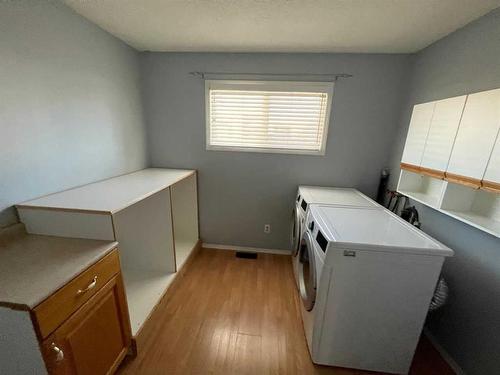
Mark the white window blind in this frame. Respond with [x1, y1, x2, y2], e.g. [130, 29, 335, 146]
[205, 80, 334, 155]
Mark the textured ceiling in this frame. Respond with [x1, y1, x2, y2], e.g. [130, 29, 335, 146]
[64, 0, 500, 53]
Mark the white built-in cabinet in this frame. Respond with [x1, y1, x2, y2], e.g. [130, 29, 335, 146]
[16, 168, 199, 339]
[398, 88, 500, 238]
[420, 96, 466, 173]
[401, 102, 435, 167]
[483, 131, 500, 188]
[447, 89, 500, 181]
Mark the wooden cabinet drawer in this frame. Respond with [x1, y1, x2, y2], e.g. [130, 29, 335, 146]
[42, 274, 131, 375]
[34, 250, 120, 339]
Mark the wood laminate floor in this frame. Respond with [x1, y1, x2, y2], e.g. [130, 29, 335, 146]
[118, 249, 455, 375]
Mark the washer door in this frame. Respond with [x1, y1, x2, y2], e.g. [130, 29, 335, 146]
[299, 230, 317, 311]
[291, 204, 302, 256]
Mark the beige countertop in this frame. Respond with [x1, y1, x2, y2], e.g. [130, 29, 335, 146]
[0, 225, 118, 310]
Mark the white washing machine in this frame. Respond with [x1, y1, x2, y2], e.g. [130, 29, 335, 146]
[298, 205, 453, 375]
[291, 186, 379, 289]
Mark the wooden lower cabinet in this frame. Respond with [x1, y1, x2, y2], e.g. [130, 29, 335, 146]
[42, 274, 131, 375]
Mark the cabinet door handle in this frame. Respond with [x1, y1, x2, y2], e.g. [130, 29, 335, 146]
[51, 343, 64, 362]
[76, 276, 98, 295]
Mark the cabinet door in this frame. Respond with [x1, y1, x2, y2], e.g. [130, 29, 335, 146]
[401, 102, 435, 167]
[447, 89, 500, 180]
[42, 274, 131, 375]
[483, 131, 500, 188]
[420, 95, 467, 172]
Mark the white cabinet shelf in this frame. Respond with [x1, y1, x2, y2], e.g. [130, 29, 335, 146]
[170, 173, 199, 270]
[397, 170, 446, 208]
[440, 182, 500, 237]
[443, 210, 500, 237]
[398, 170, 500, 238]
[122, 268, 175, 335]
[16, 168, 200, 337]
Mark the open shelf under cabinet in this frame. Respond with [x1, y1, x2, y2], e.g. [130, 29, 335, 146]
[397, 169, 500, 238]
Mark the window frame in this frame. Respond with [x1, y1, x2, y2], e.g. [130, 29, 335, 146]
[205, 79, 334, 155]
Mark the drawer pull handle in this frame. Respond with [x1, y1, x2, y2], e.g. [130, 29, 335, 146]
[51, 343, 64, 362]
[76, 276, 98, 295]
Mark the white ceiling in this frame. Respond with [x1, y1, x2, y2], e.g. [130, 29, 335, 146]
[64, 0, 500, 53]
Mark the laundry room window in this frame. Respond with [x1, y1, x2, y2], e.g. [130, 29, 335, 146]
[205, 80, 334, 155]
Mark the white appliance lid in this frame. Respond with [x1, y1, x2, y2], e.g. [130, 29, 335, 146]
[311, 205, 453, 256]
[298, 186, 378, 207]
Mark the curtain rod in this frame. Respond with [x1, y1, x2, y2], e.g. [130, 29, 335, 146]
[189, 71, 353, 80]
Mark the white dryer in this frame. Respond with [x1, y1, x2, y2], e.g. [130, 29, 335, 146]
[291, 186, 379, 288]
[298, 205, 453, 375]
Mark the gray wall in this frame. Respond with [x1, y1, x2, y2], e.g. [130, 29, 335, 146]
[142, 52, 412, 249]
[0, 1, 148, 227]
[388, 9, 500, 375]
[4, 3, 498, 372]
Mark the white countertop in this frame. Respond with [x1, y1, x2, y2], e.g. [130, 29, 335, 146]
[0, 225, 118, 310]
[298, 186, 379, 207]
[17, 168, 195, 214]
[311, 205, 453, 256]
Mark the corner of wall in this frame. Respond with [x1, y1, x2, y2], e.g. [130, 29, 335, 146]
[0, 207, 20, 229]
[138, 51, 155, 167]
[385, 54, 418, 192]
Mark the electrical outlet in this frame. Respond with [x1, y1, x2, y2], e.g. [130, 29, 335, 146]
[264, 224, 271, 234]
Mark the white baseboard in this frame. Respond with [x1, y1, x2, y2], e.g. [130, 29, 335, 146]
[202, 243, 291, 256]
[423, 328, 465, 375]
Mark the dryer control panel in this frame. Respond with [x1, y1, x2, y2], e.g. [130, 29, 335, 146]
[316, 231, 328, 252]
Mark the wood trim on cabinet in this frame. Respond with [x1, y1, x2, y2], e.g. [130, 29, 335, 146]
[34, 250, 120, 339]
[420, 167, 445, 179]
[481, 180, 500, 194]
[445, 172, 481, 189]
[400, 163, 421, 174]
[400, 163, 446, 180]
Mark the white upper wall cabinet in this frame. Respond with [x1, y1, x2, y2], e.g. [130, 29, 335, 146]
[483, 131, 500, 185]
[447, 89, 500, 180]
[398, 89, 500, 238]
[420, 96, 467, 172]
[401, 102, 435, 166]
